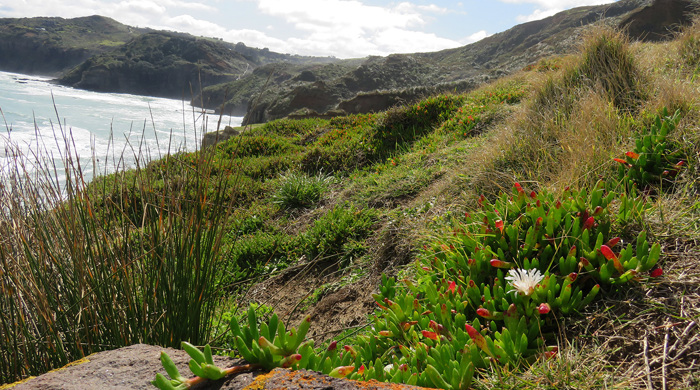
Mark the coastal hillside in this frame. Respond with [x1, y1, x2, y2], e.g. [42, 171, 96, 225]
[2, 12, 700, 388]
[56, 31, 340, 99]
[0, 15, 147, 76]
[1, 0, 694, 120]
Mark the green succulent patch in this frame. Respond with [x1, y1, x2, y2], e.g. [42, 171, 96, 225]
[153, 179, 667, 389]
[614, 108, 686, 194]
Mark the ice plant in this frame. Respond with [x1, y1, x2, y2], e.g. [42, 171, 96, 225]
[505, 268, 544, 296]
[447, 280, 456, 294]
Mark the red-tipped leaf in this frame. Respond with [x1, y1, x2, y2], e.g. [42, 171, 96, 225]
[465, 324, 493, 358]
[421, 330, 439, 341]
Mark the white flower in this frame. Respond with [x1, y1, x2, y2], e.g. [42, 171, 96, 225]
[505, 268, 544, 296]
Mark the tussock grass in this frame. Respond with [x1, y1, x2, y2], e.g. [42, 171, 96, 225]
[0, 122, 238, 382]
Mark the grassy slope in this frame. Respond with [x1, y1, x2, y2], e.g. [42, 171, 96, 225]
[1, 23, 699, 388]
[201, 25, 700, 389]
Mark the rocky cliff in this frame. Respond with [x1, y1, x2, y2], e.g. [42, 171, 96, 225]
[58, 32, 255, 98]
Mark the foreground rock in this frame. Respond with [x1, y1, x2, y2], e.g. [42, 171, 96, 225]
[8, 344, 429, 390]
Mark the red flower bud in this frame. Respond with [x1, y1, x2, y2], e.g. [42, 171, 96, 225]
[538, 303, 551, 314]
[514, 182, 524, 194]
[476, 308, 492, 318]
[490, 259, 513, 269]
[327, 341, 338, 351]
[495, 219, 504, 233]
[343, 345, 357, 358]
[625, 151, 639, 159]
[650, 268, 663, 277]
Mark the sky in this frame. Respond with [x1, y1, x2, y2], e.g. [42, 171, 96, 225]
[0, 0, 619, 58]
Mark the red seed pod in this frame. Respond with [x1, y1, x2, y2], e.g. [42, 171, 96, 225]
[650, 268, 663, 277]
[625, 151, 640, 159]
[476, 308, 491, 318]
[592, 206, 603, 216]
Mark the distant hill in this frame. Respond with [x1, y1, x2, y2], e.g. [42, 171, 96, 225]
[0, 14, 338, 95]
[236, 0, 695, 124]
[0, 15, 146, 76]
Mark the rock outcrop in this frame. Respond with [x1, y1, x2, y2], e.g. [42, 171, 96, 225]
[6, 344, 429, 390]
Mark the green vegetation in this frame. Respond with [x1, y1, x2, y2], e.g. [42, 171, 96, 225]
[2, 23, 700, 390]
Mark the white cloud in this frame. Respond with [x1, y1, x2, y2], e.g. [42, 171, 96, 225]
[461, 30, 490, 45]
[515, 8, 561, 22]
[248, 0, 462, 57]
[499, 0, 614, 22]
[0, 0, 466, 57]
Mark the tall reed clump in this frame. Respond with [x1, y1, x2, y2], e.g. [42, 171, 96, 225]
[0, 122, 237, 383]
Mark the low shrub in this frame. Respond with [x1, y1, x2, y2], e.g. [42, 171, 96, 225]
[218, 135, 293, 158]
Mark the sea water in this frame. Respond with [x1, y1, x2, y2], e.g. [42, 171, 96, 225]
[0, 71, 242, 185]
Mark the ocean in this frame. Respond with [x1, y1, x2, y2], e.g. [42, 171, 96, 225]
[0, 70, 242, 184]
